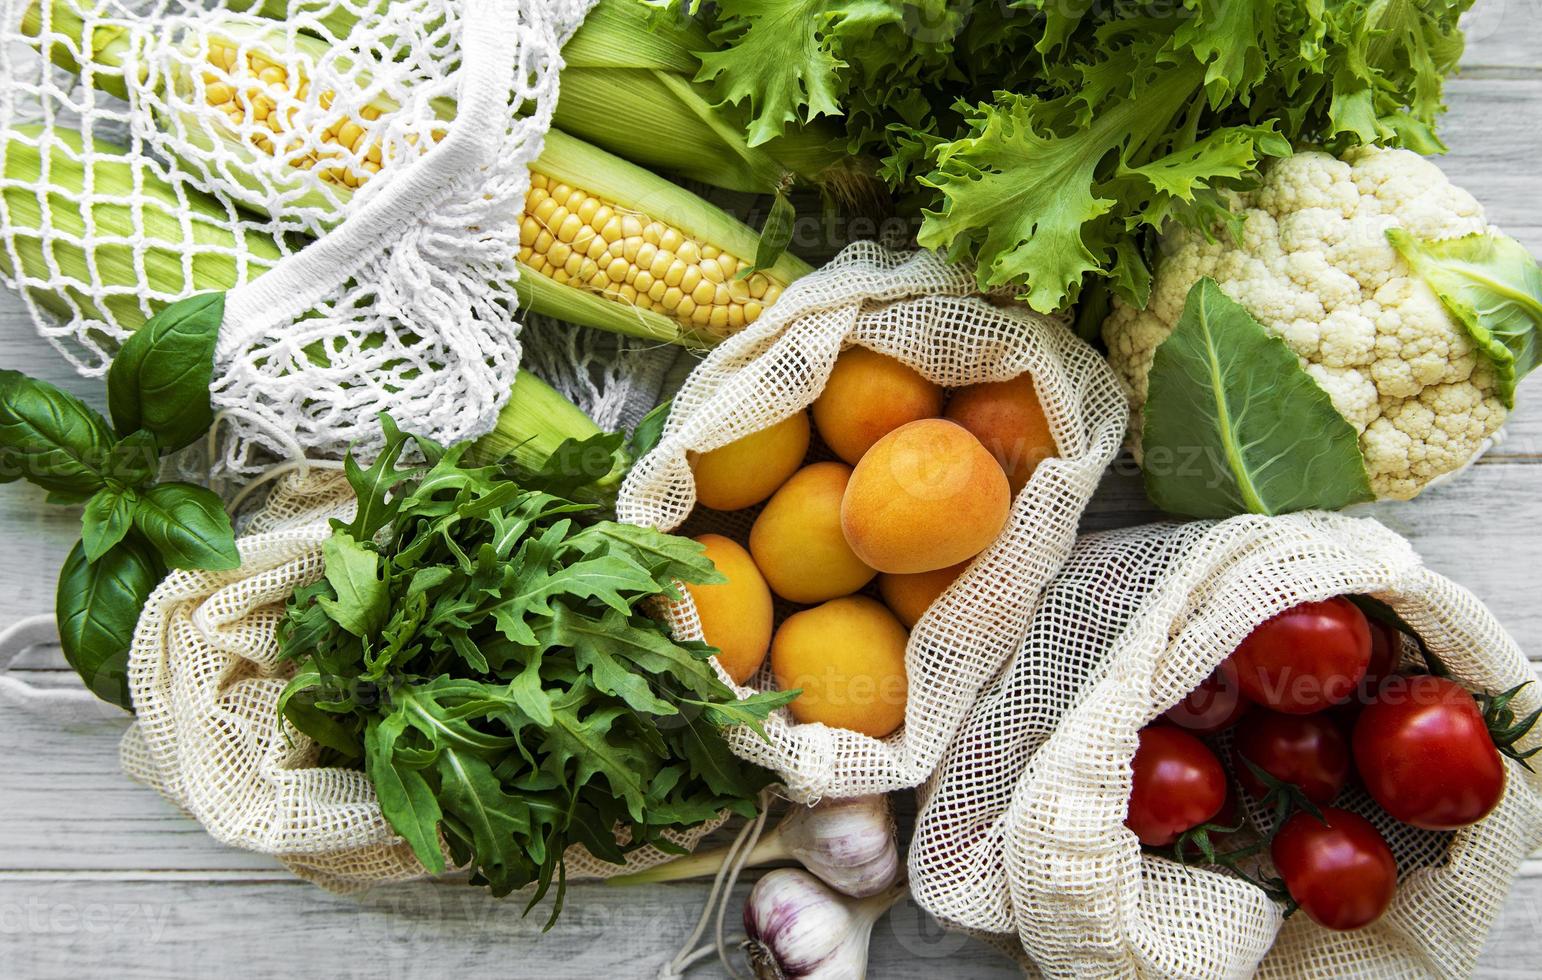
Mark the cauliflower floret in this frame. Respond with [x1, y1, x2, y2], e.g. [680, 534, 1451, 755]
[1103, 147, 1509, 500]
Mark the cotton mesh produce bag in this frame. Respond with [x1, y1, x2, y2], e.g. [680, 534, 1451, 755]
[119, 463, 721, 891]
[0, 0, 593, 469]
[909, 514, 1542, 979]
[616, 242, 1129, 801]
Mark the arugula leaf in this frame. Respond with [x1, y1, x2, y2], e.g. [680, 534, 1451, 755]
[106, 293, 223, 450]
[627, 399, 672, 461]
[132, 483, 240, 571]
[0, 370, 116, 497]
[55, 536, 164, 710]
[750, 190, 797, 273]
[365, 712, 447, 870]
[278, 415, 783, 913]
[1142, 278, 1374, 518]
[343, 414, 414, 540]
[317, 534, 388, 638]
[1387, 227, 1542, 407]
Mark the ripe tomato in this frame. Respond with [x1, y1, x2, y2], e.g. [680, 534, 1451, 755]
[1332, 616, 1404, 721]
[1125, 726, 1227, 847]
[1272, 808, 1397, 931]
[1229, 597, 1371, 713]
[1353, 674, 1506, 830]
[1233, 710, 1350, 805]
[1164, 660, 1251, 734]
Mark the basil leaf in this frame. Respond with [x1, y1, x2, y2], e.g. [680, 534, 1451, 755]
[0, 370, 116, 496]
[105, 429, 161, 489]
[81, 488, 138, 562]
[1387, 228, 1542, 408]
[132, 482, 240, 571]
[1142, 278, 1374, 517]
[55, 536, 164, 710]
[107, 293, 224, 450]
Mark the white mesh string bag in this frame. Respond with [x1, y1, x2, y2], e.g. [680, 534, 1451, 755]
[0, 0, 595, 469]
[615, 242, 1130, 802]
[909, 514, 1542, 979]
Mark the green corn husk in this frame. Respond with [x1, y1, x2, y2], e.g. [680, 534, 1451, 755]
[0, 125, 284, 331]
[0, 126, 606, 470]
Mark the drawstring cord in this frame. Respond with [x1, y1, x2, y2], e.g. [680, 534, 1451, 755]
[657, 790, 776, 979]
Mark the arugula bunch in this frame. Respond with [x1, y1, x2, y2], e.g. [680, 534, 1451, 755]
[278, 417, 793, 919]
[0, 294, 236, 707]
[683, 0, 1473, 313]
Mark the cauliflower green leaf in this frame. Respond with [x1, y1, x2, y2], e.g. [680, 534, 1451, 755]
[1143, 279, 1374, 517]
[1387, 228, 1542, 408]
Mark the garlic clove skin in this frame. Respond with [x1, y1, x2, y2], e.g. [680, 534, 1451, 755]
[780, 794, 900, 899]
[743, 868, 906, 980]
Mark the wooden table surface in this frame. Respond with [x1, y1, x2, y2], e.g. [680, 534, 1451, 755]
[4, 7, 1542, 978]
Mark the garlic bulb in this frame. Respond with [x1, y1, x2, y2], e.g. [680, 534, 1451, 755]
[775, 795, 900, 898]
[605, 794, 900, 898]
[743, 868, 906, 980]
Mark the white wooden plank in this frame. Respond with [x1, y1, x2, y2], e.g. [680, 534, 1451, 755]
[1461, 1, 1542, 69]
[0, 876, 1024, 979]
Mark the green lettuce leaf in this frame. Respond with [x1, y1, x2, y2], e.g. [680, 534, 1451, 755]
[694, 0, 848, 146]
[1142, 278, 1374, 517]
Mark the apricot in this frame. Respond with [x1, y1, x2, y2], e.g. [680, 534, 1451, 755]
[750, 462, 876, 603]
[771, 596, 909, 738]
[687, 534, 774, 684]
[878, 561, 969, 628]
[841, 419, 1010, 574]
[690, 411, 810, 511]
[812, 347, 944, 464]
[945, 374, 1056, 494]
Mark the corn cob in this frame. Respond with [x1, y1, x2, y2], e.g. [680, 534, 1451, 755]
[21, 1, 813, 346]
[0, 126, 604, 470]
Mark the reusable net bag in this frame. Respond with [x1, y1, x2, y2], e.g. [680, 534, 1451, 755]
[616, 242, 1129, 801]
[0, 0, 593, 468]
[910, 514, 1542, 979]
[116, 326, 690, 891]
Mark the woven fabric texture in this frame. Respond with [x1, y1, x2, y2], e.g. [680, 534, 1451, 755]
[910, 514, 1542, 979]
[616, 242, 1130, 801]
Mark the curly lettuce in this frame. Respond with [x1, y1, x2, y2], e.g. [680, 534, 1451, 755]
[682, 0, 1475, 312]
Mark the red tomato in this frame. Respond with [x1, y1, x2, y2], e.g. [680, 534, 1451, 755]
[1125, 726, 1227, 847]
[1353, 674, 1506, 830]
[1164, 660, 1251, 734]
[1229, 597, 1371, 713]
[1272, 808, 1397, 931]
[1234, 710, 1350, 805]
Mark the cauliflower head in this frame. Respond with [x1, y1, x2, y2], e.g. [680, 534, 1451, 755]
[1103, 147, 1508, 500]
